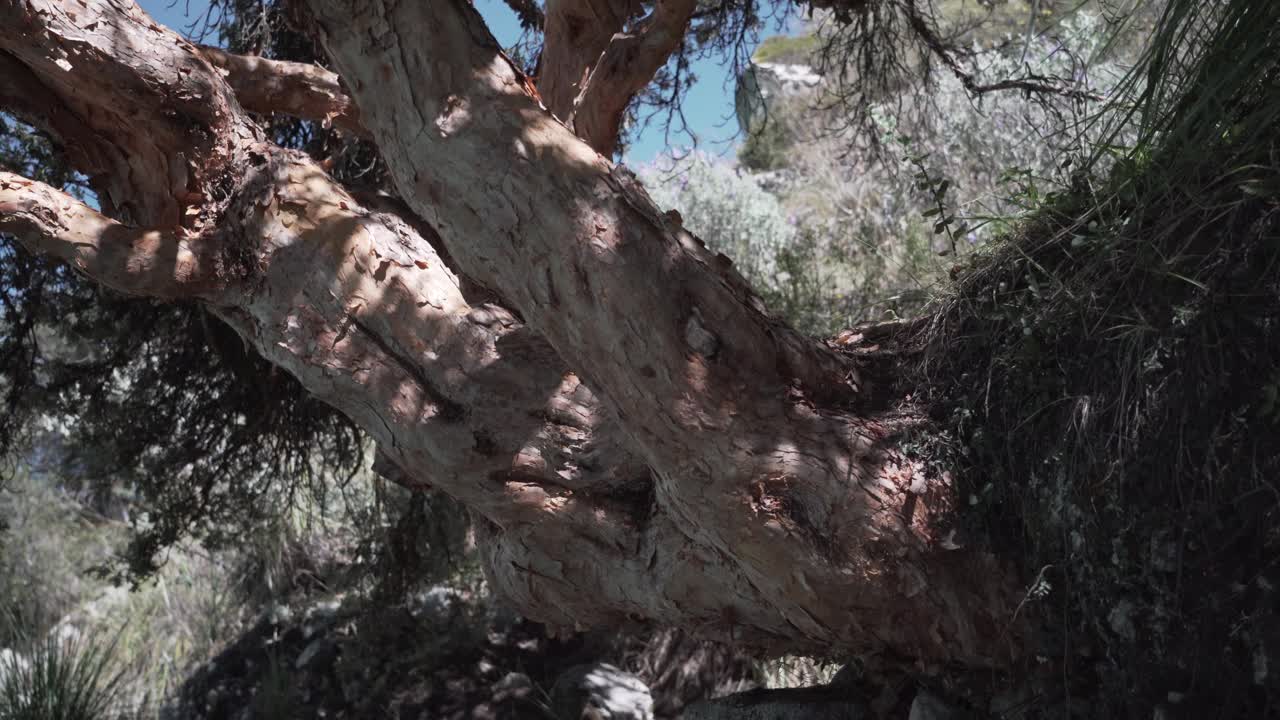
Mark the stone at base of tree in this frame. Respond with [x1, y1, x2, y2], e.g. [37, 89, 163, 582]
[909, 690, 958, 720]
[491, 671, 533, 703]
[681, 686, 869, 719]
[550, 663, 654, 720]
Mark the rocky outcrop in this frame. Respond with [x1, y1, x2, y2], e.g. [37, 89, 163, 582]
[550, 663, 654, 719]
[734, 61, 823, 132]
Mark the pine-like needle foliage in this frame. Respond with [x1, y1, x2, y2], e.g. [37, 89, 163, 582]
[0, 3, 368, 581]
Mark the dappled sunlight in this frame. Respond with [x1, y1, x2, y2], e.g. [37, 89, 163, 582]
[3, 0, 1277, 716]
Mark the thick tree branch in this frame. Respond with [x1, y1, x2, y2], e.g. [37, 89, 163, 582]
[537, 0, 640, 124]
[0, 172, 220, 299]
[190, 8, 685, 157]
[198, 154, 793, 645]
[208, 155, 644, 515]
[308, 0, 1027, 665]
[198, 45, 368, 137]
[1, 1, 802, 647]
[4, 0, 1030, 666]
[0, 0, 664, 523]
[569, 0, 697, 155]
[0, 0, 261, 227]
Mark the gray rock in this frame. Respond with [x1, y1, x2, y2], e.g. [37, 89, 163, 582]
[294, 637, 337, 670]
[551, 663, 653, 720]
[910, 690, 957, 720]
[492, 671, 534, 703]
[683, 686, 868, 720]
[734, 62, 823, 132]
[411, 585, 462, 620]
[1108, 599, 1138, 642]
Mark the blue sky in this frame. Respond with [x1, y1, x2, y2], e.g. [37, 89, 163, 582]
[138, 0, 773, 164]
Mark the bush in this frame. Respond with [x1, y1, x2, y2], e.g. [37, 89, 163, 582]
[733, 11, 1136, 331]
[0, 471, 118, 650]
[640, 147, 935, 336]
[738, 118, 794, 172]
[640, 152, 794, 296]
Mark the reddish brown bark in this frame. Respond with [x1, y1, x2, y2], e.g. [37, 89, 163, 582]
[0, 173, 221, 298]
[535, 0, 694, 155]
[0, 0, 1029, 667]
[537, 0, 640, 125]
[0, 0, 258, 227]
[305, 0, 1026, 665]
[568, 0, 697, 155]
[198, 45, 367, 137]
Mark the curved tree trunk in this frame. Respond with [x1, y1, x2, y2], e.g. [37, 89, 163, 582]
[0, 0, 1029, 668]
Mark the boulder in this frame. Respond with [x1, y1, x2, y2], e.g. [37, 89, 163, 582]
[734, 61, 823, 132]
[550, 663, 654, 720]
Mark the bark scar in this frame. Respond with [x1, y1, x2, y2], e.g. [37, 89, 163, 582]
[349, 315, 466, 421]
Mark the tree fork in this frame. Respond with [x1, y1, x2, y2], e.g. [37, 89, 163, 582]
[307, 0, 1029, 664]
[0, 0, 1032, 666]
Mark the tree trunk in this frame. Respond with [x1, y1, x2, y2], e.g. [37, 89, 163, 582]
[0, 0, 1028, 668]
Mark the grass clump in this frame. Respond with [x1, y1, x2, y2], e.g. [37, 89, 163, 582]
[0, 632, 125, 720]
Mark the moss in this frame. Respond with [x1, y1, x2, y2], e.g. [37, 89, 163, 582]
[752, 34, 821, 65]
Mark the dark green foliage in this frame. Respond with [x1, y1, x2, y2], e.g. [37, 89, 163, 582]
[0, 1, 371, 582]
[919, 1, 1280, 714]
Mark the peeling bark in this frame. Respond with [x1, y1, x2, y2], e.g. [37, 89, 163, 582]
[536, 0, 694, 155]
[568, 0, 697, 155]
[0, 0, 259, 227]
[307, 0, 1028, 665]
[198, 45, 367, 137]
[0, 0, 1031, 668]
[537, 0, 640, 126]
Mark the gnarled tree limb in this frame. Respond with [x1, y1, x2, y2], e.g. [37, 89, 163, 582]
[198, 45, 368, 137]
[1, 0, 1031, 666]
[0, 0, 801, 650]
[0, 0, 260, 227]
[569, 0, 698, 155]
[537, 0, 640, 129]
[0, 172, 220, 299]
[307, 0, 1028, 665]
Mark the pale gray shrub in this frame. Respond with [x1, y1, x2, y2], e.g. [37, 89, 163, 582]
[640, 151, 795, 295]
[641, 13, 1139, 336]
[765, 11, 1137, 322]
